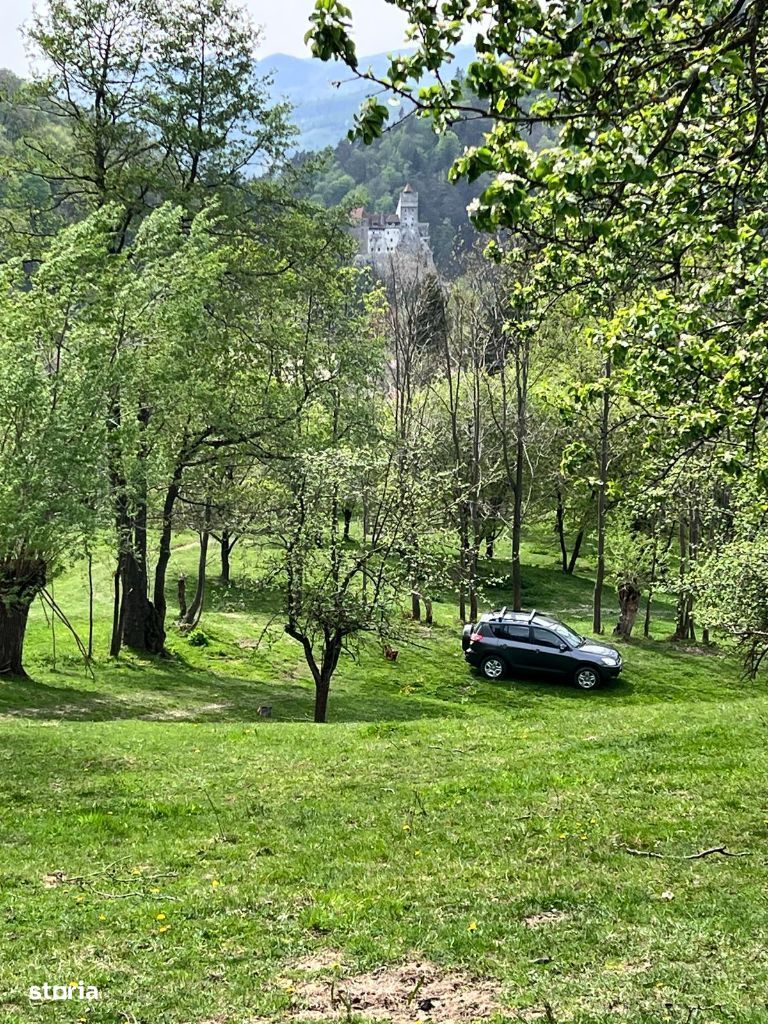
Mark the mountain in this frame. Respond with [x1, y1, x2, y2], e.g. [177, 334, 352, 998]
[257, 46, 476, 152]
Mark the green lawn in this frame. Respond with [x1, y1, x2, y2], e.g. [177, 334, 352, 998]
[1, 539, 767, 1023]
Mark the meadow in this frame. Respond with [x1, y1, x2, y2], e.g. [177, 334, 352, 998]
[1, 538, 766, 1024]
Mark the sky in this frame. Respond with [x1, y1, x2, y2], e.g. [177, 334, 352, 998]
[0, 0, 410, 75]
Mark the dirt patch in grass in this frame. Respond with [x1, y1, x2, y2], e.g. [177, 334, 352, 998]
[523, 909, 570, 928]
[287, 950, 346, 975]
[146, 702, 232, 720]
[286, 959, 500, 1023]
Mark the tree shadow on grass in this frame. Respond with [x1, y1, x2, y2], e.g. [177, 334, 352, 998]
[0, 655, 474, 725]
[477, 650, 754, 708]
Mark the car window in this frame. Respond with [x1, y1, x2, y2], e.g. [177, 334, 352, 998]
[550, 621, 583, 645]
[532, 627, 561, 648]
[497, 624, 531, 642]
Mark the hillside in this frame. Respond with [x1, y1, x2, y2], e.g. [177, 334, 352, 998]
[0, 536, 763, 1022]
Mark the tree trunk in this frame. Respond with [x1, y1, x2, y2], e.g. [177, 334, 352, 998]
[593, 505, 606, 634]
[511, 433, 524, 611]
[220, 530, 231, 585]
[110, 568, 122, 658]
[643, 591, 654, 638]
[0, 559, 46, 677]
[593, 356, 611, 633]
[458, 521, 469, 623]
[314, 676, 331, 724]
[674, 517, 691, 640]
[177, 575, 187, 619]
[152, 474, 182, 626]
[469, 544, 479, 623]
[87, 552, 94, 661]
[556, 489, 568, 573]
[644, 535, 659, 638]
[567, 528, 585, 575]
[182, 527, 210, 628]
[342, 504, 353, 542]
[0, 596, 33, 677]
[411, 591, 421, 621]
[614, 582, 641, 640]
[424, 596, 433, 626]
[121, 548, 165, 653]
[314, 635, 342, 723]
[485, 538, 494, 559]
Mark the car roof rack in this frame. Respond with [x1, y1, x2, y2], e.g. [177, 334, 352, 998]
[527, 609, 537, 623]
[499, 606, 507, 620]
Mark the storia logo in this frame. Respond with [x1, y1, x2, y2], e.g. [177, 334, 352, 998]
[29, 982, 100, 1002]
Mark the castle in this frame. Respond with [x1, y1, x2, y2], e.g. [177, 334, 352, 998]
[349, 184, 435, 278]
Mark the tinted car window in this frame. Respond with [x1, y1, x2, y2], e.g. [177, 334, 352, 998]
[496, 624, 531, 642]
[532, 627, 561, 648]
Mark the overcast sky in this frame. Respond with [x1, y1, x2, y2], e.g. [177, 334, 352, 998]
[0, 0, 410, 75]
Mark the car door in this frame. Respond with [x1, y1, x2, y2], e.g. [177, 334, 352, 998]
[495, 623, 536, 674]
[531, 626, 573, 676]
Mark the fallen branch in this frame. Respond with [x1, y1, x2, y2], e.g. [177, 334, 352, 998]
[89, 888, 179, 901]
[623, 844, 748, 860]
[684, 845, 749, 860]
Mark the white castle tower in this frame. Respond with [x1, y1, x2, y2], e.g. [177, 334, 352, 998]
[396, 182, 419, 228]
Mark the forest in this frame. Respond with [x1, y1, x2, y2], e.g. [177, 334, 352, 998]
[2, 1, 768, 1021]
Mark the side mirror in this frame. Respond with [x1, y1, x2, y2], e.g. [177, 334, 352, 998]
[559, 643, 568, 652]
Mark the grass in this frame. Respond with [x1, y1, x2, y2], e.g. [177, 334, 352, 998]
[1, 535, 767, 1023]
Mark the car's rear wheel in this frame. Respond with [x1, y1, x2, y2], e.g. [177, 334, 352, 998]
[480, 655, 505, 680]
[574, 666, 600, 690]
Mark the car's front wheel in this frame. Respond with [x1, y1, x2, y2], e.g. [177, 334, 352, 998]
[574, 665, 600, 690]
[480, 655, 506, 680]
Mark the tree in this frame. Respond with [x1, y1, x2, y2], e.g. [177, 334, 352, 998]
[277, 448, 413, 723]
[384, 262, 444, 622]
[267, 277, 404, 722]
[0, 211, 117, 675]
[433, 274, 507, 621]
[696, 469, 768, 674]
[25, 0, 292, 225]
[19, 0, 308, 655]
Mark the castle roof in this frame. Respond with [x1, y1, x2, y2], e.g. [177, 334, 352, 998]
[402, 183, 414, 193]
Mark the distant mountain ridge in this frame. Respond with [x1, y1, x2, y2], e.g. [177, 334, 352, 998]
[256, 46, 475, 152]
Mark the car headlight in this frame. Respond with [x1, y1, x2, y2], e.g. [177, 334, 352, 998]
[600, 655, 618, 665]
